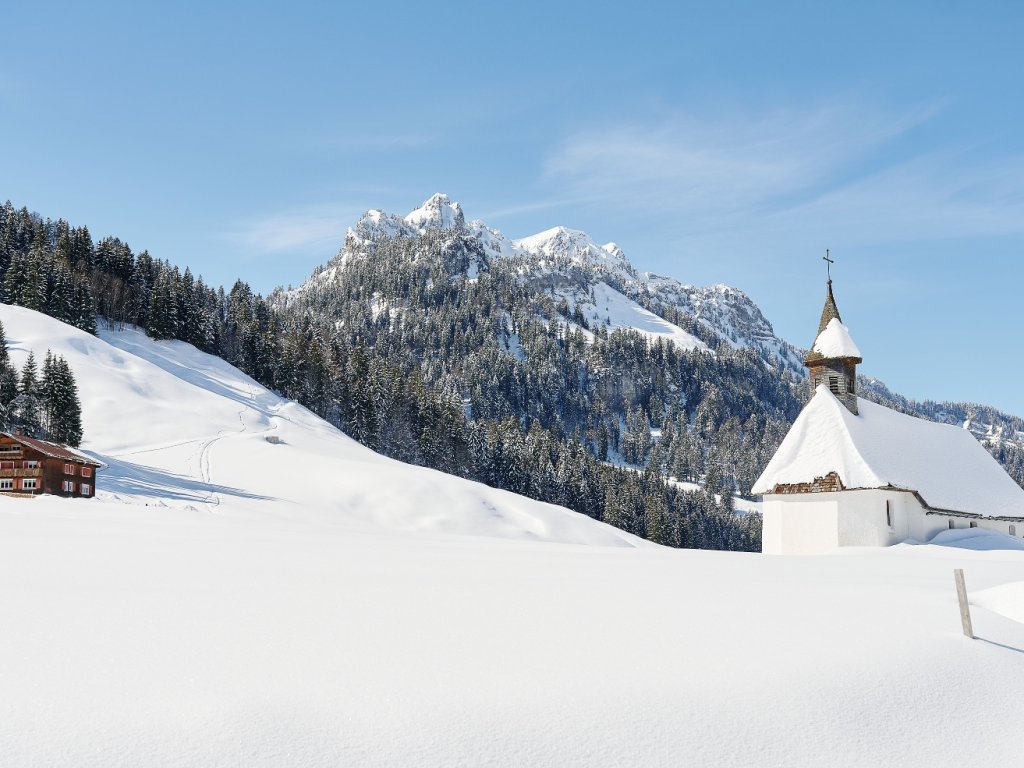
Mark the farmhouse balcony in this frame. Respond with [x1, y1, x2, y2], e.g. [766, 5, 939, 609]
[0, 468, 42, 478]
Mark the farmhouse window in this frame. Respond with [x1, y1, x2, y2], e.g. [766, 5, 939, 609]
[81, 467, 93, 478]
[64, 463, 76, 474]
[23, 460, 38, 469]
[22, 478, 37, 490]
[0, 479, 12, 490]
[969, 521, 978, 528]
[62, 480, 76, 493]
[81, 483, 91, 496]
[0, 461, 12, 469]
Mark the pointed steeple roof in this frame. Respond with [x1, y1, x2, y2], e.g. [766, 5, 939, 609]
[805, 280, 862, 365]
[817, 280, 842, 334]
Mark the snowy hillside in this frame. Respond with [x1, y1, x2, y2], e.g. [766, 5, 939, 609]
[1, 305, 1023, 766]
[0, 304, 640, 546]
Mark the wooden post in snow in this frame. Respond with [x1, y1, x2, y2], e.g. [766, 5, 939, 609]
[954, 568, 974, 639]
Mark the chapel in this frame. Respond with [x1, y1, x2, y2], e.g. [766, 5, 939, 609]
[752, 274, 1024, 554]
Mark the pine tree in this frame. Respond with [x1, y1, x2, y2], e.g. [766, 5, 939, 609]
[0, 320, 17, 429]
[45, 262, 75, 323]
[147, 267, 179, 340]
[20, 352, 39, 399]
[21, 247, 47, 311]
[11, 352, 42, 436]
[3, 250, 29, 304]
[73, 282, 97, 334]
[40, 351, 56, 437]
[42, 355, 83, 446]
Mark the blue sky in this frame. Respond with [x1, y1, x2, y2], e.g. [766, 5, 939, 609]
[3, 1, 1023, 414]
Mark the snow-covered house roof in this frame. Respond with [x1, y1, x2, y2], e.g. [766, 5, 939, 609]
[811, 318, 862, 360]
[752, 387, 1024, 519]
[0, 432, 101, 466]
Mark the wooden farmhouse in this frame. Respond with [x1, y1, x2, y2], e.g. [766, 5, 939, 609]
[752, 278, 1024, 554]
[0, 432, 101, 498]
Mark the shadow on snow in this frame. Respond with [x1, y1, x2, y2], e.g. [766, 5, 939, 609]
[98, 455, 274, 504]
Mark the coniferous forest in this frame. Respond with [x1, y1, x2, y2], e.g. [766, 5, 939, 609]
[1, 200, 1021, 548]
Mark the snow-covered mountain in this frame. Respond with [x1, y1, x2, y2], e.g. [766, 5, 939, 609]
[302, 193, 801, 367]
[297, 194, 1024, 457]
[271, 193, 1024, 497]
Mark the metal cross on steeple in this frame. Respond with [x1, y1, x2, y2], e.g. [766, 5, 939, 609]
[823, 249, 834, 282]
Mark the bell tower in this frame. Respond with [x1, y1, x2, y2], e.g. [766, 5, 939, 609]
[804, 257, 862, 415]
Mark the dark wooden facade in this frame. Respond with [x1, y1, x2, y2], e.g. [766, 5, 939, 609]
[0, 433, 101, 498]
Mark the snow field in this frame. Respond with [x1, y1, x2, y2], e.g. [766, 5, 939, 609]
[0, 304, 1023, 767]
[1, 513, 1023, 767]
[569, 281, 709, 352]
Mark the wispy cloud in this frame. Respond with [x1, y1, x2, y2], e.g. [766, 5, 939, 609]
[536, 98, 1024, 249]
[225, 203, 364, 255]
[543, 100, 942, 218]
[768, 150, 1024, 243]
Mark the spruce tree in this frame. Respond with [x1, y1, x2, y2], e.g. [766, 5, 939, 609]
[73, 283, 97, 334]
[42, 355, 83, 446]
[11, 352, 42, 436]
[147, 267, 179, 340]
[0, 320, 17, 429]
[3, 250, 29, 305]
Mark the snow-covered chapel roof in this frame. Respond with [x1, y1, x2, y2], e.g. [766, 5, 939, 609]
[811, 318, 862, 360]
[804, 282, 862, 365]
[752, 387, 1024, 519]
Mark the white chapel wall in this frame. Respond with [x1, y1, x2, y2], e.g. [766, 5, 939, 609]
[762, 495, 839, 555]
[765, 488, 1023, 554]
[765, 489, 922, 554]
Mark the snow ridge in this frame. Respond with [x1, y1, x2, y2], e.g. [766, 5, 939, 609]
[299, 194, 803, 366]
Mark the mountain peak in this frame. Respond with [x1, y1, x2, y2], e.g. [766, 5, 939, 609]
[405, 193, 466, 231]
[514, 225, 635, 278]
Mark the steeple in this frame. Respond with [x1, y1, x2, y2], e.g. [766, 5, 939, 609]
[805, 276, 862, 415]
[817, 279, 842, 334]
